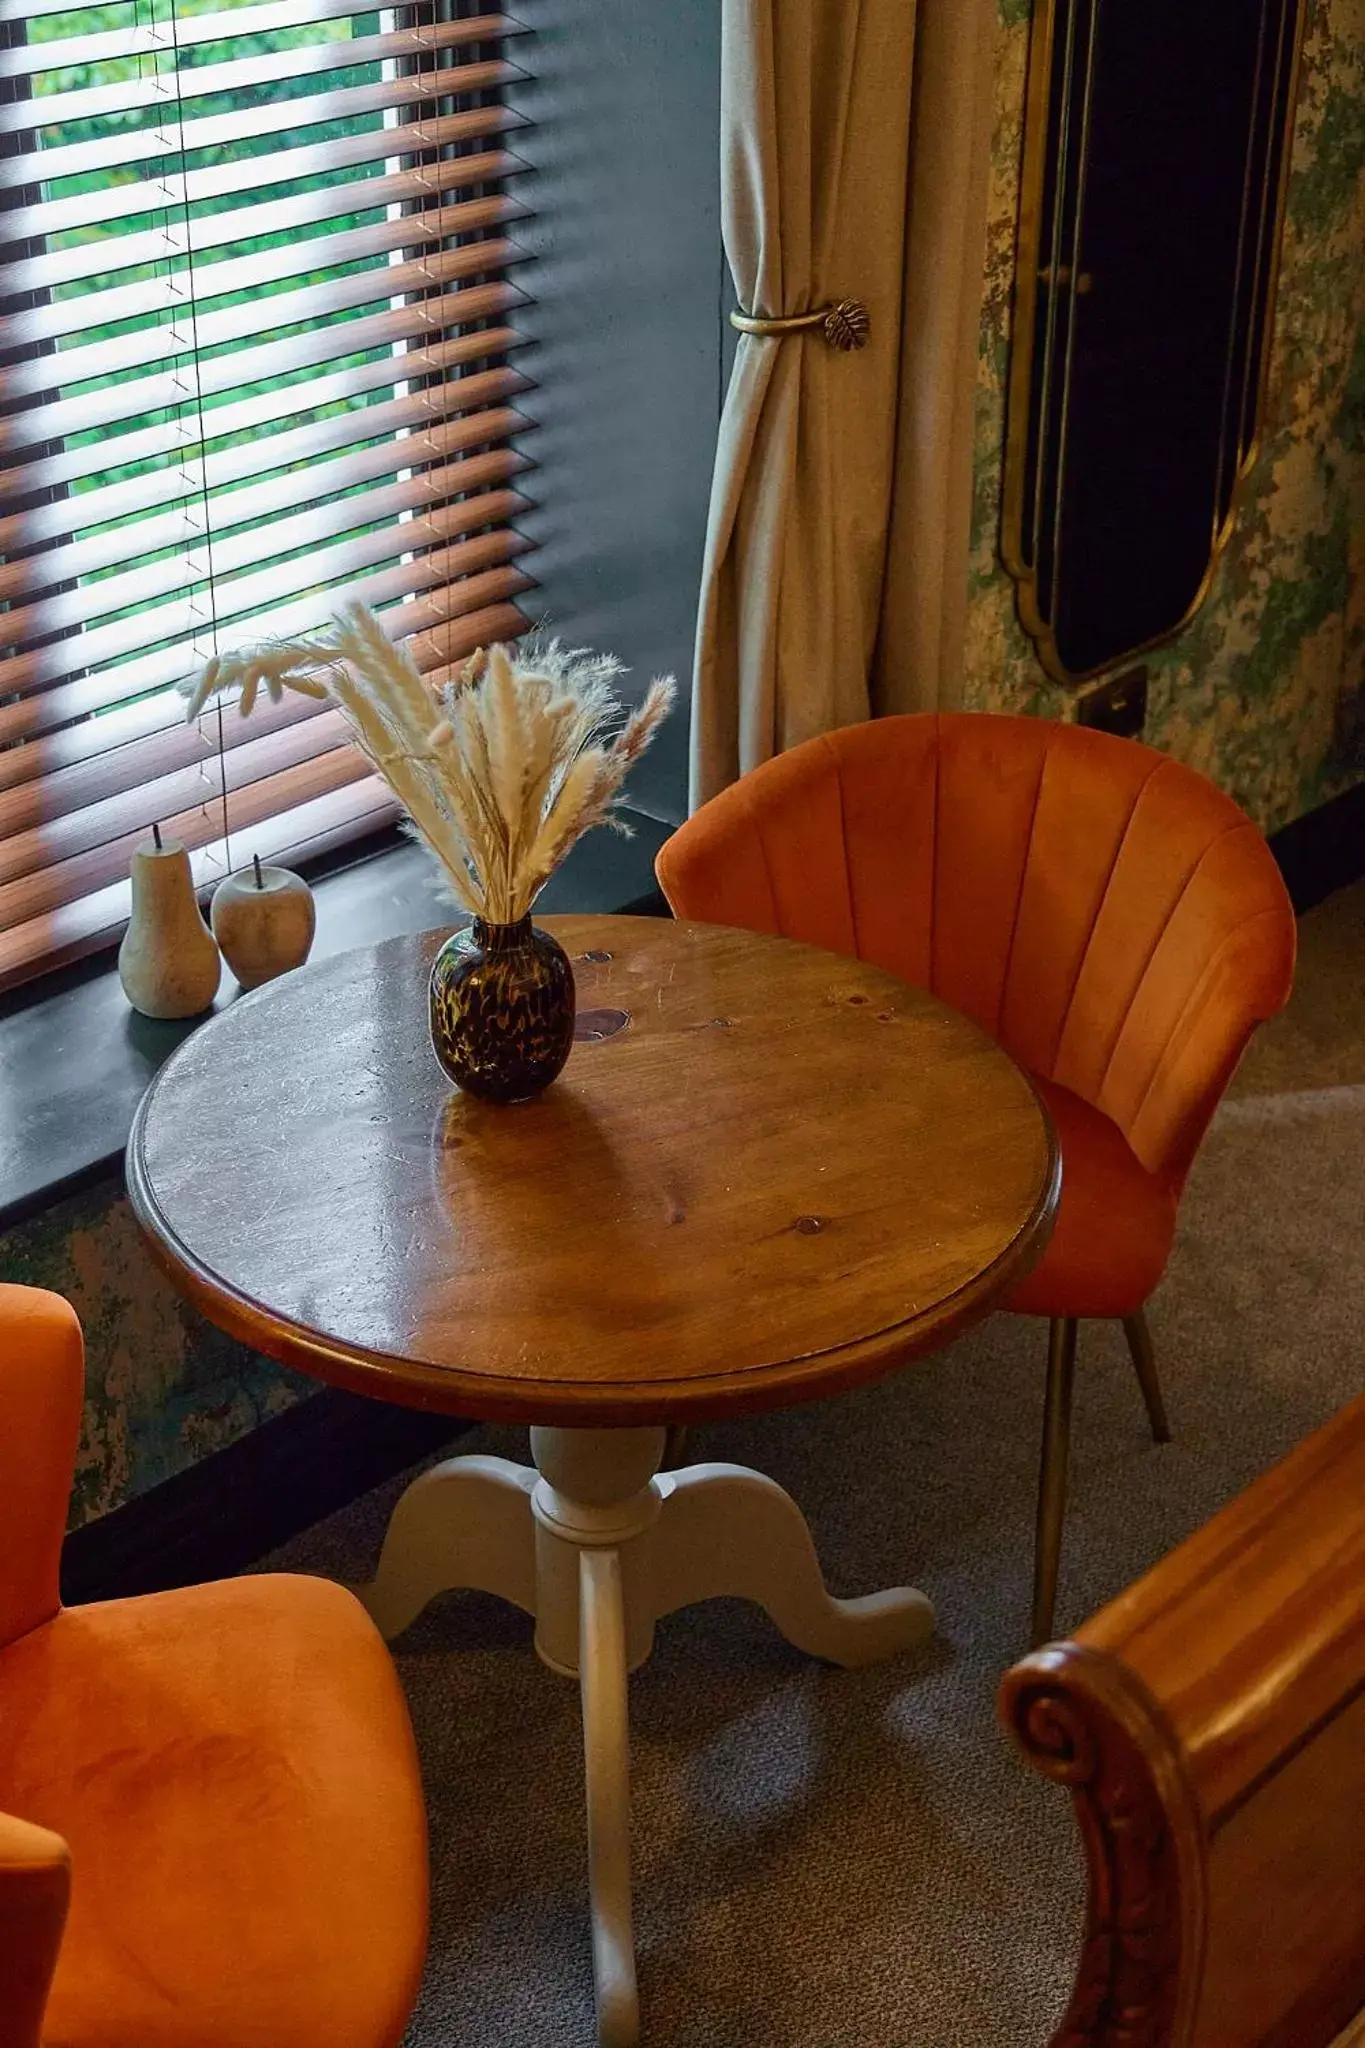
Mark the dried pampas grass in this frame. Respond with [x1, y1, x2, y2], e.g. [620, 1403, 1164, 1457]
[181, 604, 675, 923]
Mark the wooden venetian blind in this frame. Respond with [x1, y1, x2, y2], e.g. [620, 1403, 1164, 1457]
[0, 0, 535, 991]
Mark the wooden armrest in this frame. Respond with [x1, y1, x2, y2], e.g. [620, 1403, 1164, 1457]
[1001, 1389, 1365, 2048]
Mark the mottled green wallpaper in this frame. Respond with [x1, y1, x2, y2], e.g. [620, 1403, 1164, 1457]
[2, 1182, 309, 1530]
[966, 0, 1365, 830]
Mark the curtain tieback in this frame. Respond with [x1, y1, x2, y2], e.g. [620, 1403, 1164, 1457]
[729, 298, 870, 352]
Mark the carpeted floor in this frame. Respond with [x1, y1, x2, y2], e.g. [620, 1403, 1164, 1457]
[270, 880, 1365, 2047]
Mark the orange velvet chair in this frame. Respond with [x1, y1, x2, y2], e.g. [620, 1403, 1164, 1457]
[656, 715, 1296, 1644]
[0, 1284, 429, 2048]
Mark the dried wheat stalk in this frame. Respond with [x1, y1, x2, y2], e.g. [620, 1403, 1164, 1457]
[181, 603, 675, 923]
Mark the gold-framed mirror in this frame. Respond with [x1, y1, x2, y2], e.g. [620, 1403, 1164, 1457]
[1003, 0, 1308, 687]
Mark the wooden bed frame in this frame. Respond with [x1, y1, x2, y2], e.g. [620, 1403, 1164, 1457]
[1001, 1390, 1365, 2048]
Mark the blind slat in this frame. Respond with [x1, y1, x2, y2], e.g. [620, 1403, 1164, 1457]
[0, 681, 326, 828]
[0, 776, 401, 992]
[0, 147, 524, 297]
[0, 554, 531, 802]
[1, 495, 532, 699]
[1, 406, 531, 602]
[6, 461, 530, 651]
[4, 454, 530, 644]
[0, 748, 377, 940]
[0, 711, 357, 891]
[322, 572, 537, 676]
[0, 322, 525, 507]
[1, 278, 526, 456]
[0, 546, 536, 747]
[4, 236, 525, 401]
[7, 57, 523, 192]
[0, 566, 536, 760]
[0, 15, 524, 138]
[3, 102, 526, 243]
[0, 0, 514, 75]
[8, 192, 528, 352]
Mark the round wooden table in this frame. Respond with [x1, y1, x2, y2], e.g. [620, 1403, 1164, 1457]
[128, 915, 1058, 2047]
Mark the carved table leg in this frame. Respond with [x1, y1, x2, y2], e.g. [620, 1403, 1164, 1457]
[653, 1462, 935, 1666]
[527, 1427, 665, 2048]
[579, 1547, 638, 2048]
[357, 1454, 538, 1640]
[353, 1427, 933, 2048]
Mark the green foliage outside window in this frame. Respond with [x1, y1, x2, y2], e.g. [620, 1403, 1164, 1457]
[31, 1, 399, 622]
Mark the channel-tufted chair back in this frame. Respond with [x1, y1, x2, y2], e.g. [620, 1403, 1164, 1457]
[656, 715, 1296, 1188]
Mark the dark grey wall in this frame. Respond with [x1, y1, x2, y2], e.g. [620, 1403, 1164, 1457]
[511, 3, 725, 825]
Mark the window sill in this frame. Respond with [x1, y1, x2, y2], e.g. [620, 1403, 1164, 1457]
[0, 814, 671, 1233]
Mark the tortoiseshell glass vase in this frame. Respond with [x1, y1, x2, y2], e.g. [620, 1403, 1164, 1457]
[428, 916, 576, 1103]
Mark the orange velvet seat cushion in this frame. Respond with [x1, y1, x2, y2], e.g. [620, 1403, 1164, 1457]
[1006, 1077, 1178, 1321]
[0, 1574, 427, 2048]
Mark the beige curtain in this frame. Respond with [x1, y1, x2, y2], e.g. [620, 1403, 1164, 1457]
[691, 0, 998, 807]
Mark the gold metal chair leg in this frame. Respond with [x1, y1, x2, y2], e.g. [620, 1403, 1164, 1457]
[1122, 1308, 1172, 1444]
[662, 1425, 690, 1471]
[1031, 1316, 1079, 1649]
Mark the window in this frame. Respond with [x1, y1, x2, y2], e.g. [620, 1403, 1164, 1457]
[0, 0, 534, 990]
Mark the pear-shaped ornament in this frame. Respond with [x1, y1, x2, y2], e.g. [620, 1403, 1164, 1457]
[118, 826, 222, 1019]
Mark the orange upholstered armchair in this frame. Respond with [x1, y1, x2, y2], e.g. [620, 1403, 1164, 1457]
[0, 1285, 429, 2048]
[656, 714, 1296, 1644]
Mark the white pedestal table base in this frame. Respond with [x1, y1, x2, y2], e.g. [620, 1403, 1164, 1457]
[357, 1425, 933, 2047]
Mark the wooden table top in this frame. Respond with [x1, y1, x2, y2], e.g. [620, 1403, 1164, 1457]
[127, 916, 1059, 1426]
